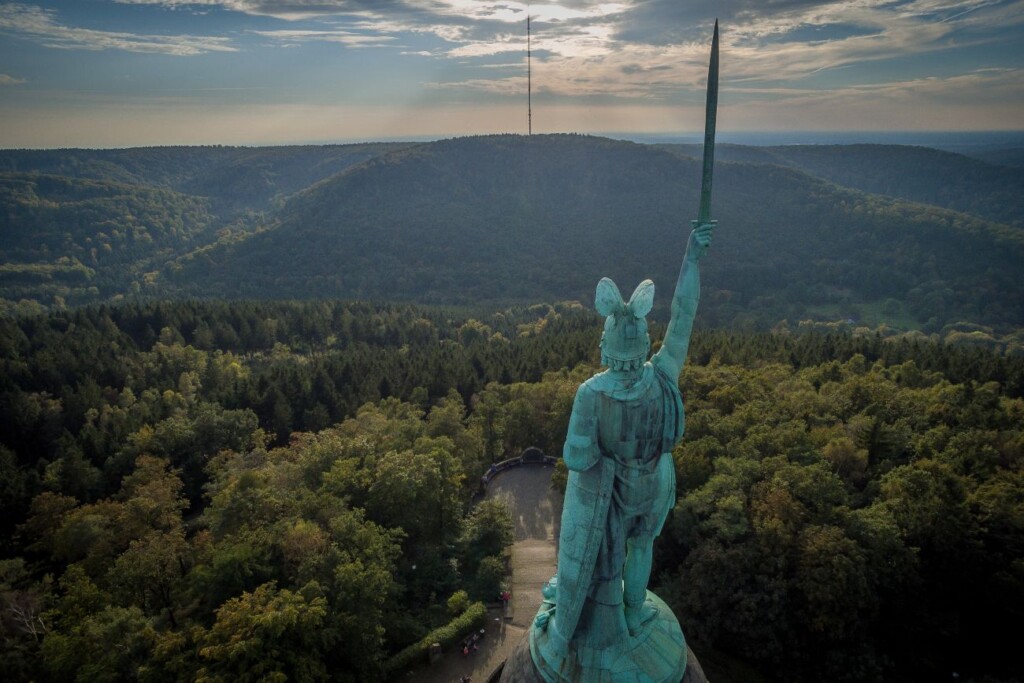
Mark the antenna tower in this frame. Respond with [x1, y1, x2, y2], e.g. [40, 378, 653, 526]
[527, 11, 532, 135]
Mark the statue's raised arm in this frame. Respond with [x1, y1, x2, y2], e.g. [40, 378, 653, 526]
[655, 17, 719, 382]
[653, 221, 714, 380]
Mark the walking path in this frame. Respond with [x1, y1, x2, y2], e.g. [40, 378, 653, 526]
[488, 465, 562, 629]
[402, 465, 563, 683]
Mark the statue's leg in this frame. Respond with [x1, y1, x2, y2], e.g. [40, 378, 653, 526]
[623, 535, 659, 634]
[624, 454, 675, 635]
[623, 535, 651, 604]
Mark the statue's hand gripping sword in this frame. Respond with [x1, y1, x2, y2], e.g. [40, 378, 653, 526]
[692, 19, 719, 234]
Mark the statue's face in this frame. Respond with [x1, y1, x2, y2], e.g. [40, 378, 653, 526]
[600, 311, 650, 367]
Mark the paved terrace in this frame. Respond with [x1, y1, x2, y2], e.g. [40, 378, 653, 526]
[399, 464, 563, 683]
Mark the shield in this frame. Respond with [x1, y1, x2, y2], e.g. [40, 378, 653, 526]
[551, 454, 616, 644]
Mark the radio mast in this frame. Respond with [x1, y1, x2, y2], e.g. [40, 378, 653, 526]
[527, 11, 532, 135]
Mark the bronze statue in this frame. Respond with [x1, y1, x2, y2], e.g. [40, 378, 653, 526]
[529, 20, 720, 683]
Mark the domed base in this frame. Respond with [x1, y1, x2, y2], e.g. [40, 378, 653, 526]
[527, 590, 688, 683]
[497, 620, 707, 683]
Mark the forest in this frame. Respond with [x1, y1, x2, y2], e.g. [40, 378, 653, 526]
[660, 142, 1024, 228]
[1, 299, 1022, 682]
[3, 136, 1023, 351]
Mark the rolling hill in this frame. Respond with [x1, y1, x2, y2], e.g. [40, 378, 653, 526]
[0, 172, 217, 306]
[0, 143, 410, 213]
[661, 142, 1024, 227]
[164, 134, 1024, 333]
[2, 135, 1021, 337]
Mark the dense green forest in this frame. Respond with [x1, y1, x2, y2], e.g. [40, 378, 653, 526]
[0, 173, 219, 308]
[161, 136, 1024, 340]
[1, 136, 1021, 680]
[1, 299, 1022, 682]
[3, 136, 1022, 349]
[661, 143, 1024, 228]
[0, 144, 409, 214]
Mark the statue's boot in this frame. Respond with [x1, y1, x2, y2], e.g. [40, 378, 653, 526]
[625, 600, 659, 635]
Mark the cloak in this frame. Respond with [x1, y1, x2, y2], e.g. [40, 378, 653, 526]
[552, 358, 684, 646]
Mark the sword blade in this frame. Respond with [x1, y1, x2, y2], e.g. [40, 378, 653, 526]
[697, 19, 719, 225]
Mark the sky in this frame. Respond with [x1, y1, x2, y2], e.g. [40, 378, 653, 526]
[0, 0, 1022, 147]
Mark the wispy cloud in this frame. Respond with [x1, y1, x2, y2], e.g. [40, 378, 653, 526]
[729, 0, 1023, 82]
[8, 0, 1021, 125]
[0, 73, 27, 86]
[767, 67, 1024, 107]
[113, 0, 402, 21]
[0, 3, 237, 55]
[721, 66, 1024, 130]
[101, 0, 1024, 93]
[112, 1, 628, 23]
[712, 67, 1024, 117]
[423, 0, 1023, 100]
[252, 28, 397, 47]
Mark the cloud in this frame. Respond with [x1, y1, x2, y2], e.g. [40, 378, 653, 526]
[0, 74, 27, 86]
[105, 0, 1022, 87]
[720, 66, 1024, 130]
[762, 67, 1024, 108]
[722, 67, 1023, 114]
[27, 0, 1023, 107]
[252, 28, 397, 47]
[113, 1, 425, 21]
[0, 3, 237, 55]
[425, 0, 1023, 100]
[723, 0, 1024, 85]
[112, 1, 628, 23]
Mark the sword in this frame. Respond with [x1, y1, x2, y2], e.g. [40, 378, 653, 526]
[693, 19, 719, 228]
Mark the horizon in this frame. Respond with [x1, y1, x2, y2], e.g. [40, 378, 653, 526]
[1, 1, 1022, 148]
[3, 129, 1023, 152]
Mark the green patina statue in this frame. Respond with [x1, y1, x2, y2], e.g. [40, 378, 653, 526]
[529, 225, 714, 682]
[529, 21, 720, 683]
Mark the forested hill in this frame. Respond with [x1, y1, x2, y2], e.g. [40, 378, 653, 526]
[168, 134, 1024, 335]
[3, 135, 1022, 343]
[0, 173, 217, 307]
[0, 143, 409, 213]
[966, 146, 1024, 169]
[662, 142, 1024, 227]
